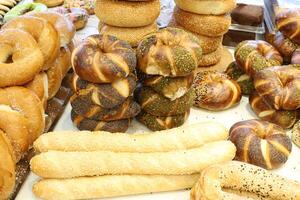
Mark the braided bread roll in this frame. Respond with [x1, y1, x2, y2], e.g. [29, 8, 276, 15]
[249, 91, 298, 129]
[273, 31, 299, 60]
[254, 65, 300, 110]
[193, 71, 242, 111]
[72, 34, 136, 83]
[229, 119, 292, 169]
[191, 161, 300, 200]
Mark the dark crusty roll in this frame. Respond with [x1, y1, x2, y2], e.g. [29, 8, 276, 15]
[229, 119, 292, 170]
[71, 96, 140, 121]
[72, 74, 137, 109]
[71, 110, 131, 133]
[249, 91, 298, 129]
[136, 87, 194, 116]
[136, 110, 190, 131]
[273, 32, 299, 60]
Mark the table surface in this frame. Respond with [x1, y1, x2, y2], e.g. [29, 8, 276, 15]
[16, 15, 300, 200]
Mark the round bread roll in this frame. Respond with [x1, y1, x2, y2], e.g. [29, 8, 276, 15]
[71, 96, 141, 121]
[235, 40, 283, 76]
[254, 65, 300, 110]
[98, 22, 158, 47]
[174, 7, 231, 37]
[193, 71, 241, 111]
[175, 0, 236, 15]
[137, 110, 190, 131]
[137, 27, 202, 77]
[292, 48, 300, 64]
[35, 0, 63, 7]
[225, 62, 254, 95]
[0, 131, 15, 200]
[292, 120, 300, 148]
[72, 34, 136, 83]
[198, 46, 222, 67]
[71, 110, 131, 133]
[229, 119, 292, 169]
[273, 31, 299, 61]
[95, 0, 160, 27]
[249, 91, 298, 129]
[137, 87, 194, 116]
[72, 73, 137, 109]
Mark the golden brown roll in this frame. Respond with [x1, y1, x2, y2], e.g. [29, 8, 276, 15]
[193, 71, 241, 111]
[198, 46, 222, 67]
[254, 65, 300, 110]
[229, 119, 292, 169]
[72, 34, 136, 83]
[174, 7, 231, 37]
[35, 0, 63, 7]
[95, 0, 160, 27]
[137, 27, 202, 77]
[98, 22, 158, 47]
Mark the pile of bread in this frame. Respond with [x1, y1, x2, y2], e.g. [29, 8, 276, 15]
[96, 0, 160, 48]
[0, 11, 75, 199]
[169, 0, 235, 67]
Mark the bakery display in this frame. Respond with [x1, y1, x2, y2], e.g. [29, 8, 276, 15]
[64, 0, 95, 15]
[229, 119, 292, 169]
[193, 71, 242, 111]
[191, 161, 300, 200]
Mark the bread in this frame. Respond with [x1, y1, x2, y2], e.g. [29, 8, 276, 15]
[198, 45, 222, 67]
[292, 120, 300, 148]
[273, 31, 299, 61]
[229, 119, 292, 169]
[64, 0, 95, 15]
[35, 0, 63, 7]
[292, 48, 300, 64]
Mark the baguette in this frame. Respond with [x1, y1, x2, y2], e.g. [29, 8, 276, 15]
[33, 174, 200, 200]
[34, 122, 228, 153]
[30, 141, 236, 178]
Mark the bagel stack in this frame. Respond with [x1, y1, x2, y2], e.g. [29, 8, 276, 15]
[71, 34, 140, 133]
[169, 0, 236, 68]
[95, 0, 160, 48]
[136, 28, 202, 131]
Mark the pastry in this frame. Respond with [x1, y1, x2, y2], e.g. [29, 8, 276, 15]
[273, 31, 299, 60]
[231, 3, 264, 26]
[229, 119, 292, 169]
[191, 161, 300, 200]
[193, 71, 242, 111]
[254, 65, 300, 110]
[137, 27, 202, 76]
[72, 34, 136, 83]
[64, 0, 95, 15]
[35, 0, 63, 7]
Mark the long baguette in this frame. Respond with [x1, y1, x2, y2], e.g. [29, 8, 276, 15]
[30, 141, 236, 178]
[33, 122, 228, 153]
[33, 174, 200, 200]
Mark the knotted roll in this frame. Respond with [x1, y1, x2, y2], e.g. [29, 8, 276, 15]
[235, 40, 283, 76]
[249, 91, 298, 129]
[72, 34, 136, 83]
[193, 71, 242, 111]
[254, 65, 300, 110]
[273, 32, 299, 60]
[137, 27, 202, 77]
[229, 119, 292, 169]
[276, 8, 300, 44]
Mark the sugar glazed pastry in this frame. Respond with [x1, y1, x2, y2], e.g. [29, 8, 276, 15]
[71, 34, 140, 132]
[229, 119, 292, 170]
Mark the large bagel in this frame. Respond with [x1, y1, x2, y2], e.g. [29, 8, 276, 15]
[198, 46, 222, 67]
[0, 29, 44, 87]
[175, 0, 236, 15]
[95, 0, 160, 27]
[2, 16, 60, 69]
[174, 7, 231, 37]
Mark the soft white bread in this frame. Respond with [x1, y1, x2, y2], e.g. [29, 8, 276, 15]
[30, 141, 236, 178]
[34, 122, 229, 153]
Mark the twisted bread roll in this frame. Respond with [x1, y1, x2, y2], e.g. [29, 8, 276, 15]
[273, 31, 299, 60]
[34, 122, 229, 153]
[0, 29, 43, 87]
[249, 91, 298, 129]
[193, 71, 242, 111]
[33, 174, 199, 200]
[0, 131, 15, 200]
[190, 161, 300, 200]
[30, 141, 236, 178]
[254, 65, 300, 110]
[72, 34, 136, 83]
[137, 27, 202, 77]
[229, 119, 292, 169]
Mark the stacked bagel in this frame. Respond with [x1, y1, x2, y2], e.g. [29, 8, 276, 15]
[135, 27, 202, 131]
[71, 34, 140, 133]
[0, 12, 75, 199]
[95, 0, 160, 48]
[169, 0, 236, 67]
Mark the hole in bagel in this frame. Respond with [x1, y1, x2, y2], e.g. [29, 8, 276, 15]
[4, 54, 13, 64]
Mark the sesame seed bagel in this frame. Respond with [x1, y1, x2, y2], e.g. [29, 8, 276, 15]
[175, 0, 236, 15]
[198, 45, 222, 67]
[174, 7, 231, 37]
[95, 0, 160, 28]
